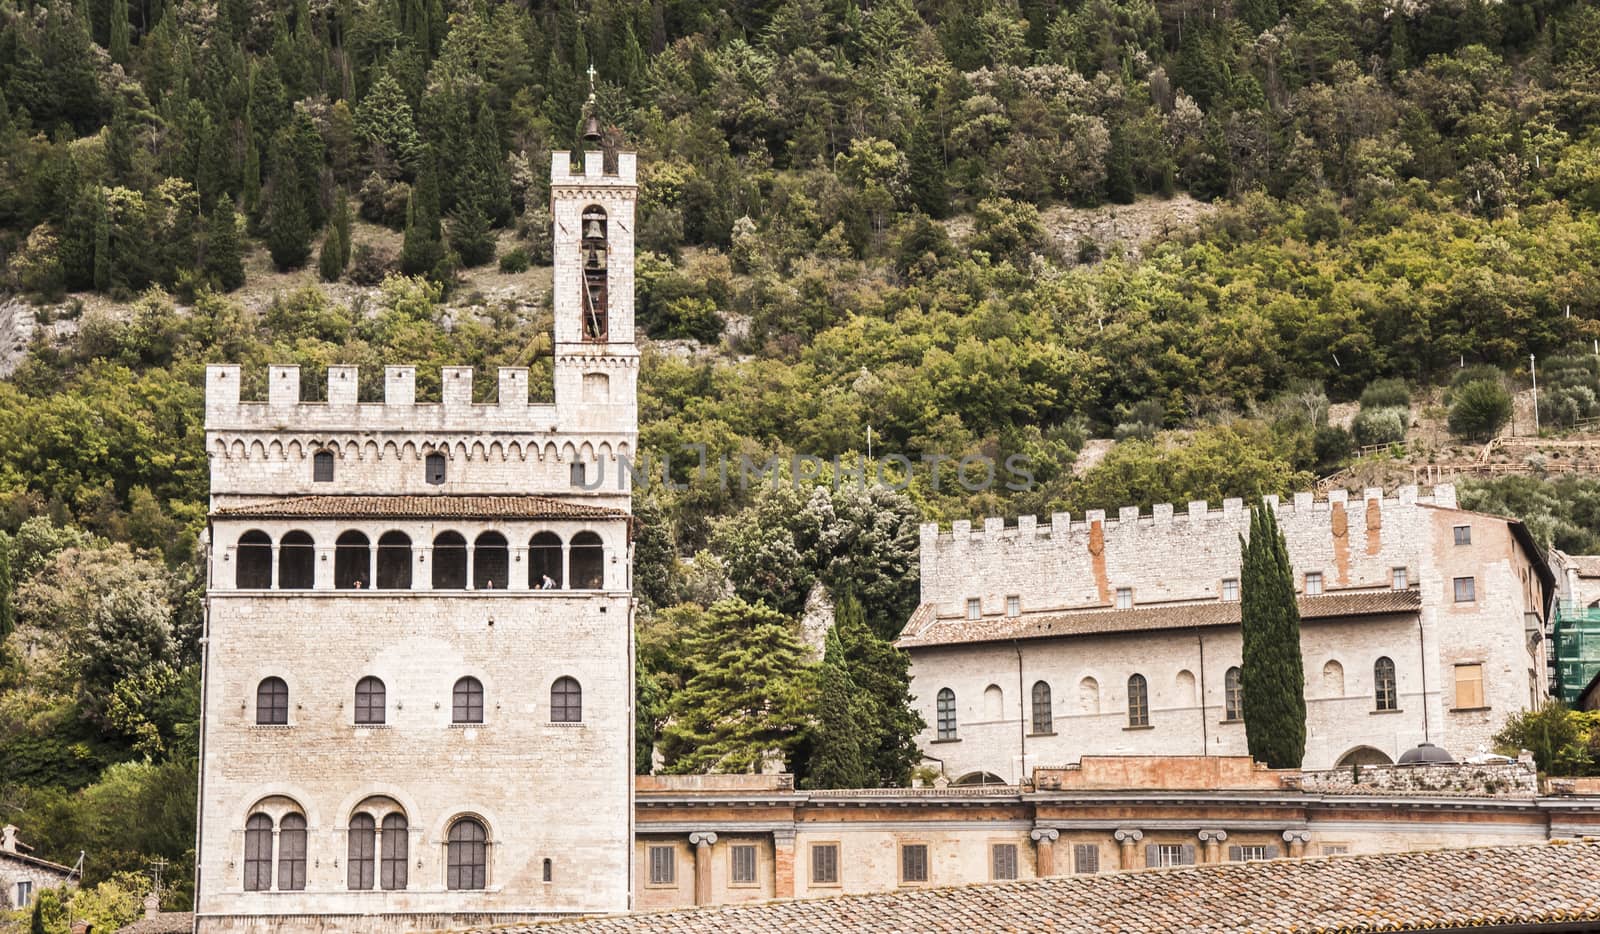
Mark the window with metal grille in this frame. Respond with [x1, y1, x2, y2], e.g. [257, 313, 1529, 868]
[431, 532, 468, 589]
[425, 452, 447, 485]
[1454, 524, 1471, 545]
[1115, 587, 1133, 610]
[447, 819, 487, 890]
[348, 814, 376, 890]
[1031, 681, 1052, 734]
[355, 677, 385, 724]
[991, 843, 1017, 880]
[900, 844, 928, 883]
[529, 532, 563, 589]
[647, 845, 675, 885]
[453, 676, 484, 723]
[278, 531, 315, 589]
[473, 532, 509, 590]
[1321, 845, 1349, 856]
[278, 813, 307, 891]
[966, 598, 981, 620]
[256, 677, 288, 725]
[542, 858, 553, 883]
[376, 531, 413, 589]
[236, 530, 272, 588]
[1231, 845, 1267, 861]
[551, 676, 582, 722]
[1221, 578, 1239, 601]
[1127, 674, 1149, 727]
[936, 688, 957, 740]
[244, 814, 273, 891]
[313, 450, 334, 482]
[1148, 844, 1190, 867]
[1455, 663, 1484, 709]
[811, 843, 839, 884]
[1224, 667, 1243, 722]
[730, 844, 757, 885]
[570, 531, 605, 589]
[1304, 572, 1323, 596]
[1374, 657, 1398, 711]
[1006, 595, 1020, 617]
[1454, 576, 1476, 602]
[1073, 844, 1099, 874]
[381, 813, 408, 890]
[1392, 567, 1408, 589]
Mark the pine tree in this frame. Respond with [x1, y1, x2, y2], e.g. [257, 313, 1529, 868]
[354, 68, 421, 169]
[906, 114, 949, 219]
[265, 127, 312, 269]
[92, 186, 112, 291]
[332, 188, 353, 267]
[1239, 503, 1307, 768]
[204, 202, 246, 291]
[448, 203, 495, 267]
[1106, 121, 1136, 204]
[109, 0, 130, 65]
[401, 147, 443, 275]
[318, 224, 345, 280]
[834, 590, 924, 786]
[804, 626, 870, 789]
[242, 132, 261, 219]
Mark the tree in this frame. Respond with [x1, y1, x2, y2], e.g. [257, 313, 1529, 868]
[833, 590, 923, 786]
[448, 203, 495, 267]
[400, 148, 443, 276]
[0, 530, 13, 639]
[1239, 503, 1307, 768]
[1106, 121, 1136, 204]
[204, 203, 245, 291]
[658, 598, 815, 773]
[354, 69, 421, 170]
[318, 224, 345, 281]
[264, 127, 312, 269]
[332, 189, 353, 268]
[1449, 379, 1513, 440]
[804, 626, 870, 789]
[109, 0, 130, 65]
[92, 187, 112, 292]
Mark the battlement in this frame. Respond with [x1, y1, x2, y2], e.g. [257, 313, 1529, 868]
[204, 364, 571, 433]
[550, 150, 638, 186]
[919, 485, 1460, 546]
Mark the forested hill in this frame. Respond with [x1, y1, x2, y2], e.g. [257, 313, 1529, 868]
[4, 0, 1600, 924]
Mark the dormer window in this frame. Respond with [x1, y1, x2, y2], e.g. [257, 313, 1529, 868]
[425, 452, 447, 485]
[580, 206, 609, 341]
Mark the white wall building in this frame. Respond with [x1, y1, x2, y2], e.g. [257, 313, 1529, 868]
[898, 487, 1553, 782]
[194, 139, 640, 932]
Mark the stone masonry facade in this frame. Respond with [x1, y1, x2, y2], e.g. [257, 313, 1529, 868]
[194, 144, 639, 933]
[900, 485, 1552, 780]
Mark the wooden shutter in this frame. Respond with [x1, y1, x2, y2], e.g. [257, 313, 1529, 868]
[1145, 845, 1157, 867]
[1265, 845, 1279, 859]
[1180, 845, 1196, 865]
[1228, 845, 1242, 862]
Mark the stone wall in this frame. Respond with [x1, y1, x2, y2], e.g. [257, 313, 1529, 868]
[1298, 761, 1538, 797]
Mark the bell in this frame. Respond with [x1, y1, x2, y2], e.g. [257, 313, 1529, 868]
[583, 218, 605, 240]
[582, 114, 602, 144]
[585, 247, 603, 269]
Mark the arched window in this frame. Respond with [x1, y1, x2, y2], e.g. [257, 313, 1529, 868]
[376, 531, 413, 590]
[936, 688, 957, 740]
[1224, 667, 1243, 722]
[381, 813, 408, 890]
[447, 818, 488, 890]
[432, 532, 468, 589]
[543, 858, 553, 883]
[1031, 681, 1052, 734]
[1374, 657, 1398, 711]
[277, 813, 307, 891]
[278, 531, 315, 589]
[569, 531, 604, 589]
[348, 814, 376, 890]
[529, 532, 563, 589]
[355, 676, 385, 724]
[1323, 659, 1345, 697]
[453, 676, 484, 723]
[473, 532, 508, 590]
[257, 677, 288, 725]
[580, 205, 609, 341]
[1079, 677, 1101, 715]
[1127, 674, 1149, 727]
[335, 530, 371, 589]
[425, 451, 447, 485]
[244, 814, 273, 891]
[236, 530, 273, 589]
[1175, 669, 1197, 707]
[983, 684, 1004, 720]
[313, 449, 335, 482]
[551, 677, 582, 722]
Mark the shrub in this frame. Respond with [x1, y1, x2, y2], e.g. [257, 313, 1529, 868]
[1351, 406, 1407, 446]
[1493, 702, 1600, 775]
[346, 242, 395, 286]
[1359, 378, 1410, 411]
[1313, 425, 1353, 473]
[498, 248, 530, 274]
[1451, 363, 1505, 389]
[1449, 379, 1513, 440]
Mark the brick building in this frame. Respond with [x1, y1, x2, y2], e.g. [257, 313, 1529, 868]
[899, 486, 1552, 781]
[193, 135, 639, 932]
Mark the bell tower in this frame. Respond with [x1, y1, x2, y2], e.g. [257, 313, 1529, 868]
[550, 111, 638, 442]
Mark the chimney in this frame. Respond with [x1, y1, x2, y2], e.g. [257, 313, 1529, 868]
[144, 891, 161, 919]
[70, 921, 92, 934]
[1, 824, 17, 853]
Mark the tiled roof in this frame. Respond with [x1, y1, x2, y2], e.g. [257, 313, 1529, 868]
[467, 840, 1600, 934]
[0, 847, 73, 875]
[1571, 555, 1600, 578]
[114, 912, 195, 934]
[897, 590, 1421, 649]
[211, 494, 626, 521]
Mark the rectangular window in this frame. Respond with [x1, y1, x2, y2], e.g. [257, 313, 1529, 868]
[1221, 578, 1239, 601]
[1321, 845, 1349, 856]
[900, 844, 929, 883]
[1304, 572, 1323, 596]
[1073, 843, 1099, 874]
[991, 843, 1018, 881]
[1006, 595, 1021, 617]
[1454, 577, 1476, 602]
[647, 845, 675, 886]
[1392, 567, 1408, 590]
[966, 598, 981, 620]
[1116, 587, 1133, 610]
[1455, 663, 1485, 709]
[810, 843, 839, 885]
[1153, 844, 1189, 867]
[1454, 525, 1472, 546]
[1232, 845, 1266, 862]
[730, 844, 758, 885]
[15, 881, 33, 908]
[570, 462, 587, 487]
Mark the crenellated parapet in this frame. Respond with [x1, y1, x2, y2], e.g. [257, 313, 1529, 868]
[549, 150, 638, 188]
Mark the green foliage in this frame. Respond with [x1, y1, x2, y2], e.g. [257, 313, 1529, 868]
[497, 247, 530, 274]
[203, 204, 245, 292]
[804, 626, 869, 789]
[1493, 702, 1600, 775]
[1351, 407, 1408, 446]
[318, 226, 345, 281]
[1239, 503, 1307, 768]
[1359, 378, 1411, 411]
[832, 590, 923, 786]
[1458, 476, 1600, 554]
[1066, 423, 1314, 514]
[1448, 378, 1513, 440]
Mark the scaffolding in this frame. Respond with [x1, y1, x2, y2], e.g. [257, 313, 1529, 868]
[1554, 601, 1600, 704]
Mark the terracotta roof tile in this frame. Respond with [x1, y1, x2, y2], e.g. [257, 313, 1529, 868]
[454, 840, 1600, 934]
[897, 590, 1421, 649]
[211, 495, 626, 521]
[114, 912, 195, 934]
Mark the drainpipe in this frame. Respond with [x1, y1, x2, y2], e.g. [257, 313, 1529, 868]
[193, 519, 213, 916]
[1196, 630, 1209, 756]
[1417, 614, 1431, 743]
[1014, 641, 1027, 786]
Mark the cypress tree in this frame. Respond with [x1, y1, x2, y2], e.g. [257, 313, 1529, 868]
[834, 590, 923, 786]
[804, 626, 870, 789]
[204, 202, 246, 291]
[905, 115, 949, 219]
[332, 188, 353, 268]
[1106, 121, 1136, 204]
[242, 133, 261, 219]
[265, 127, 312, 269]
[29, 895, 44, 934]
[318, 224, 344, 281]
[401, 147, 443, 275]
[448, 203, 495, 267]
[1239, 502, 1307, 768]
[109, 0, 130, 65]
[92, 186, 112, 291]
[0, 531, 14, 640]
